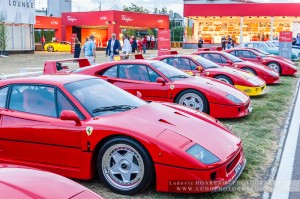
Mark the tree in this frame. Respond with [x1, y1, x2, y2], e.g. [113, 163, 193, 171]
[0, 14, 8, 57]
[123, 3, 150, 13]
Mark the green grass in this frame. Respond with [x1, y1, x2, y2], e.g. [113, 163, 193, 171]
[80, 65, 299, 199]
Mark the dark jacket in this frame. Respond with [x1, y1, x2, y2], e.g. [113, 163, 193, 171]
[131, 40, 137, 48]
[106, 39, 121, 55]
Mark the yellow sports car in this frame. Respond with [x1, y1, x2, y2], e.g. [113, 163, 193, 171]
[44, 41, 71, 52]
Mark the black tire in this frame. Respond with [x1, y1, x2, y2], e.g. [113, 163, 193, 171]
[267, 62, 281, 74]
[242, 67, 257, 75]
[97, 136, 154, 195]
[47, 45, 54, 52]
[175, 89, 209, 113]
[214, 75, 234, 85]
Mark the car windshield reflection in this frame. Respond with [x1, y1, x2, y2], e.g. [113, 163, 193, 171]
[151, 61, 191, 81]
[64, 78, 146, 117]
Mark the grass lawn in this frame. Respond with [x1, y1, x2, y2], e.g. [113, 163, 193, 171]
[80, 64, 300, 199]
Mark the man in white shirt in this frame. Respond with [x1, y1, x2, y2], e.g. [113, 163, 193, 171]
[122, 35, 131, 59]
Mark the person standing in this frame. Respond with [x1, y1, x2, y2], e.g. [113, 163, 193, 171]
[131, 37, 137, 53]
[146, 34, 151, 49]
[83, 35, 96, 65]
[106, 33, 121, 62]
[198, 37, 203, 48]
[122, 34, 131, 59]
[73, 37, 81, 58]
[41, 35, 46, 49]
[227, 36, 233, 49]
[221, 36, 226, 50]
[151, 35, 155, 49]
[296, 33, 300, 46]
[137, 37, 142, 53]
[142, 36, 147, 54]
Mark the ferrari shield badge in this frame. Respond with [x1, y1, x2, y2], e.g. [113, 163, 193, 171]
[86, 126, 94, 136]
[170, 85, 175, 90]
[206, 72, 210, 76]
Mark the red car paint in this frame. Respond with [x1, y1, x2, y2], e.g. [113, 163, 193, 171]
[194, 51, 280, 84]
[153, 54, 266, 88]
[44, 59, 252, 118]
[0, 164, 101, 199]
[0, 74, 246, 193]
[230, 48, 297, 75]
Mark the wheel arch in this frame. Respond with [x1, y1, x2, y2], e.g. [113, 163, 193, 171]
[173, 88, 210, 114]
[213, 74, 234, 85]
[266, 61, 282, 74]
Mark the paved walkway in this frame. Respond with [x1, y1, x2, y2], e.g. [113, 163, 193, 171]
[272, 80, 300, 199]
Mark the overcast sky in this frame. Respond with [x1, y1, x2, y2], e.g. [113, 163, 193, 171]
[35, 0, 184, 15]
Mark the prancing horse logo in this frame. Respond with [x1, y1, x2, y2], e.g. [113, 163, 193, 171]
[86, 126, 94, 136]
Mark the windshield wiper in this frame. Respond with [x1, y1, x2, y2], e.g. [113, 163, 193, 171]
[169, 75, 189, 79]
[207, 66, 218, 69]
[92, 105, 137, 113]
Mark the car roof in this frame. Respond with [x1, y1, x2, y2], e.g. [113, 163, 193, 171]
[0, 74, 94, 86]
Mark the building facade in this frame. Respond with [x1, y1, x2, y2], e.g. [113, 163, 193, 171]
[0, 0, 35, 52]
[184, 0, 300, 44]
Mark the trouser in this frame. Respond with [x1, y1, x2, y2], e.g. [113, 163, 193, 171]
[85, 56, 96, 65]
[143, 44, 146, 54]
[132, 47, 136, 53]
[151, 41, 155, 48]
[108, 53, 114, 62]
[147, 41, 150, 49]
[222, 45, 226, 50]
[227, 44, 232, 49]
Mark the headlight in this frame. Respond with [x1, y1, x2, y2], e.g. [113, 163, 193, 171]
[226, 94, 242, 104]
[247, 78, 260, 86]
[186, 144, 220, 165]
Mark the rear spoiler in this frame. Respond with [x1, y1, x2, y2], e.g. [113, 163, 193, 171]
[43, 58, 91, 75]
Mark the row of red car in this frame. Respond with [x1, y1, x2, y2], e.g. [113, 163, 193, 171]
[0, 47, 296, 197]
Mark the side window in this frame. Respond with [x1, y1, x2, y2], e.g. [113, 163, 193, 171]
[57, 91, 83, 119]
[119, 65, 150, 82]
[9, 85, 57, 118]
[229, 51, 237, 56]
[147, 67, 160, 82]
[240, 51, 253, 58]
[0, 87, 8, 108]
[220, 56, 227, 63]
[189, 60, 198, 70]
[249, 51, 257, 58]
[101, 65, 118, 78]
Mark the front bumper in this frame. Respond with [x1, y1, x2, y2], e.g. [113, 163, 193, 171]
[209, 100, 252, 119]
[155, 148, 246, 193]
[260, 75, 280, 84]
[235, 84, 267, 97]
[282, 68, 297, 75]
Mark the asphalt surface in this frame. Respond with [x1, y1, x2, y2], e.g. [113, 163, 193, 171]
[289, 125, 300, 199]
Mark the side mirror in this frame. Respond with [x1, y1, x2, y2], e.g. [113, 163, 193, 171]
[226, 60, 233, 65]
[196, 66, 203, 72]
[136, 91, 142, 98]
[257, 56, 262, 60]
[156, 77, 166, 86]
[60, 110, 81, 126]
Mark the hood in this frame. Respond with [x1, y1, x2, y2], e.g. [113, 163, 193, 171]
[174, 76, 249, 103]
[235, 60, 277, 72]
[0, 167, 86, 199]
[212, 66, 254, 80]
[90, 102, 241, 162]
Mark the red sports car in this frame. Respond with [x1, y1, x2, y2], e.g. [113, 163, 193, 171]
[0, 74, 246, 194]
[45, 59, 252, 118]
[0, 164, 102, 199]
[246, 47, 297, 67]
[153, 54, 267, 96]
[225, 48, 297, 75]
[193, 51, 280, 84]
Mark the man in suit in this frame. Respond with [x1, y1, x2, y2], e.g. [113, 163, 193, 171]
[106, 33, 121, 62]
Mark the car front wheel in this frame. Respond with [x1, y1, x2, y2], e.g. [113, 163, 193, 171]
[98, 136, 153, 195]
[267, 62, 281, 74]
[214, 75, 234, 85]
[175, 89, 209, 113]
[242, 67, 257, 75]
[47, 45, 54, 52]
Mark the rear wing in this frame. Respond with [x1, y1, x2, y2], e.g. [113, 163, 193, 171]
[43, 58, 91, 75]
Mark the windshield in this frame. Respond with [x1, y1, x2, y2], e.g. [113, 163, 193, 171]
[192, 56, 221, 69]
[266, 42, 275, 48]
[253, 48, 270, 55]
[151, 61, 191, 81]
[222, 52, 244, 63]
[65, 78, 146, 117]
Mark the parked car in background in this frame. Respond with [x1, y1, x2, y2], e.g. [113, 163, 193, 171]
[0, 164, 102, 199]
[237, 41, 299, 61]
[193, 51, 280, 84]
[225, 48, 297, 75]
[153, 54, 267, 96]
[0, 74, 246, 194]
[43, 58, 252, 119]
[44, 41, 71, 52]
